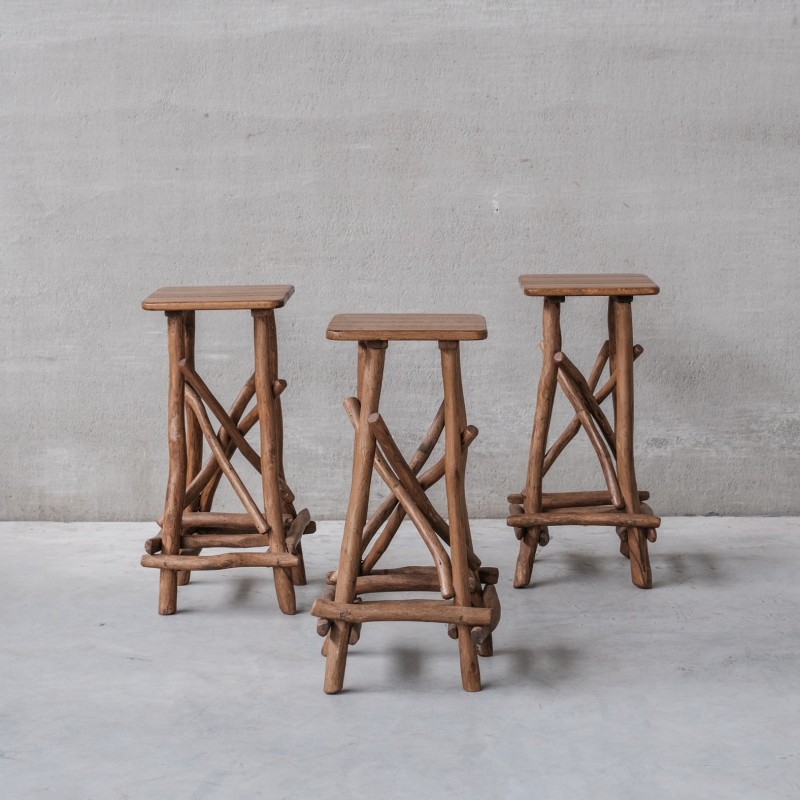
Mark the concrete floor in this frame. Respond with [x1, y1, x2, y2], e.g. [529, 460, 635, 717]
[1, 518, 798, 799]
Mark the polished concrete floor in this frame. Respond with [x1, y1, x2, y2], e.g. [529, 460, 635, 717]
[1, 518, 798, 799]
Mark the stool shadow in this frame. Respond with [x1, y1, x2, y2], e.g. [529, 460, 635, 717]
[386, 646, 425, 684]
[657, 551, 728, 587]
[495, 644, 583, 687]
[516, 551, 618, 589]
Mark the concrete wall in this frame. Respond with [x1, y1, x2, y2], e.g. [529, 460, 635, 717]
[1, 1, 798, 520]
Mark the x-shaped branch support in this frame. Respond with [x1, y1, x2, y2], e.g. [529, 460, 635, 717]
[542, 340, 644, 507]
[340, 397, 480, 599]
[173, 361, 297, 534]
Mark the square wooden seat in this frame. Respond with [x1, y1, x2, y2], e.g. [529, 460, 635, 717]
[326, 313, 488, 341]
[519, 274, 660, 297]
[142, 285, 295, 311]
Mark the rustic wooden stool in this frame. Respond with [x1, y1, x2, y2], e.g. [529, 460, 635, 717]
[508, 274, 662, 590]
[311, 314, 500, 693]
[140, 285, 315, 615]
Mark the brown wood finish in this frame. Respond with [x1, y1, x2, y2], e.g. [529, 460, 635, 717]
[510, 275, 659, 590]
[142, 285, 294, 311]
[142, 552, 299, 570]
[359, 403, 445, 553]
[440, 341, 481, 691]
[519, 274, 660, 297]
[317, 316, 498, 693]
[543, 344, 643, 475]
[326, 313, 488, 341]
[179, 311, 202, 586]
[368, 413, 452, 544]
[184, 387, 270, 533]
[341, 397, 455, 597]
[312, 597, 492, 627]
[253, 310, 296, 614]
[554, 365, 624, 508]
[611, 297, 653, 588]
[359, 425, 479, 574]
[515, 298, 562, 588]
[508, 509, 661, 528]
[158, 312, 187, 615]
[507, 490, 650, 509]
[141, 286, 313, 615]
[554, 352, 616, 453]
[194, 377, 257, 510]
[179, 532, 270, 549]
[324, 341, 387, 694]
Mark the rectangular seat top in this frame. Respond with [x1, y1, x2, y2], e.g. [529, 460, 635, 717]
[519, 274, 659, 297]
[142, 285, 295, 311]
[326, 313, 488, 341]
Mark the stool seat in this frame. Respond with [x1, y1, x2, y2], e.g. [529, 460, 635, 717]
[519, 274, 659, 297]
[142, 285, 294, 311]
[326, 313, 487, 341]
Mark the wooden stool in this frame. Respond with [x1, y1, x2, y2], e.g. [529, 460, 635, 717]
[311, 314, 500, 693]
[140, 285, 315, 615]
[508, 274, 662, 590]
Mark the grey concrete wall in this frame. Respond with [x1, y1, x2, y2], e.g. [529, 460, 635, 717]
[1, 1, 798, 520]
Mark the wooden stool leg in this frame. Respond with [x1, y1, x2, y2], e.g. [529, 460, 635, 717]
[159, 311, 188, 614]
[291, 541, 307, 586]
[324, 341, 386, 694]
[611, 297, 652, 589]
[179, 311, 202, 587]
[264, 311, 306, 586]
[515, 297, 563, 588]
[440, 341, 481, 692]
[253, 310, 296, 614]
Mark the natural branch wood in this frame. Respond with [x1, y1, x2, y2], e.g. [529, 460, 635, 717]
[184, 386, 269, 534]
[640, 501, 658, 542]
[144, 535, 162, 555]
[312, 597, 492, 627]
[544, 344, 643, 475]
[342, 396, 457, 595]
[329, 565, 498, 590]
[179, 312, 201, 586]
[253, 309, 295, 614]
[142, 552, 298, 571]
[158, 311, 188, 615]
[524, 299, 562, 513]
[179, 532, 269, 549]
[555, 365, 624, 509]
[507, 490, 649, 509]
[471, 584, 501, 645]
[183, 311, 203, 511]
[514, 298, 562, 589]
[192, 377, 257, 510]
[368, 412, 451, 542]
[360, 402, 444, 550]
[316, 586, 336, 637]
[324, 341, 386, 694]
[509, 503, 526, 540]
[359, 425, 480, 574]
[179, 511, 288, 531]
[440, 340, 482, 692]
[611, 298, 652, 588]
[284, 508, 314, 553]
[179, 360, 264, 474]
[507, 510, 661, 528]
[554, 351, 616, 454]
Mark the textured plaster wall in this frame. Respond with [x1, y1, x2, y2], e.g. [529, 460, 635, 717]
[1, 1, 798, 520]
